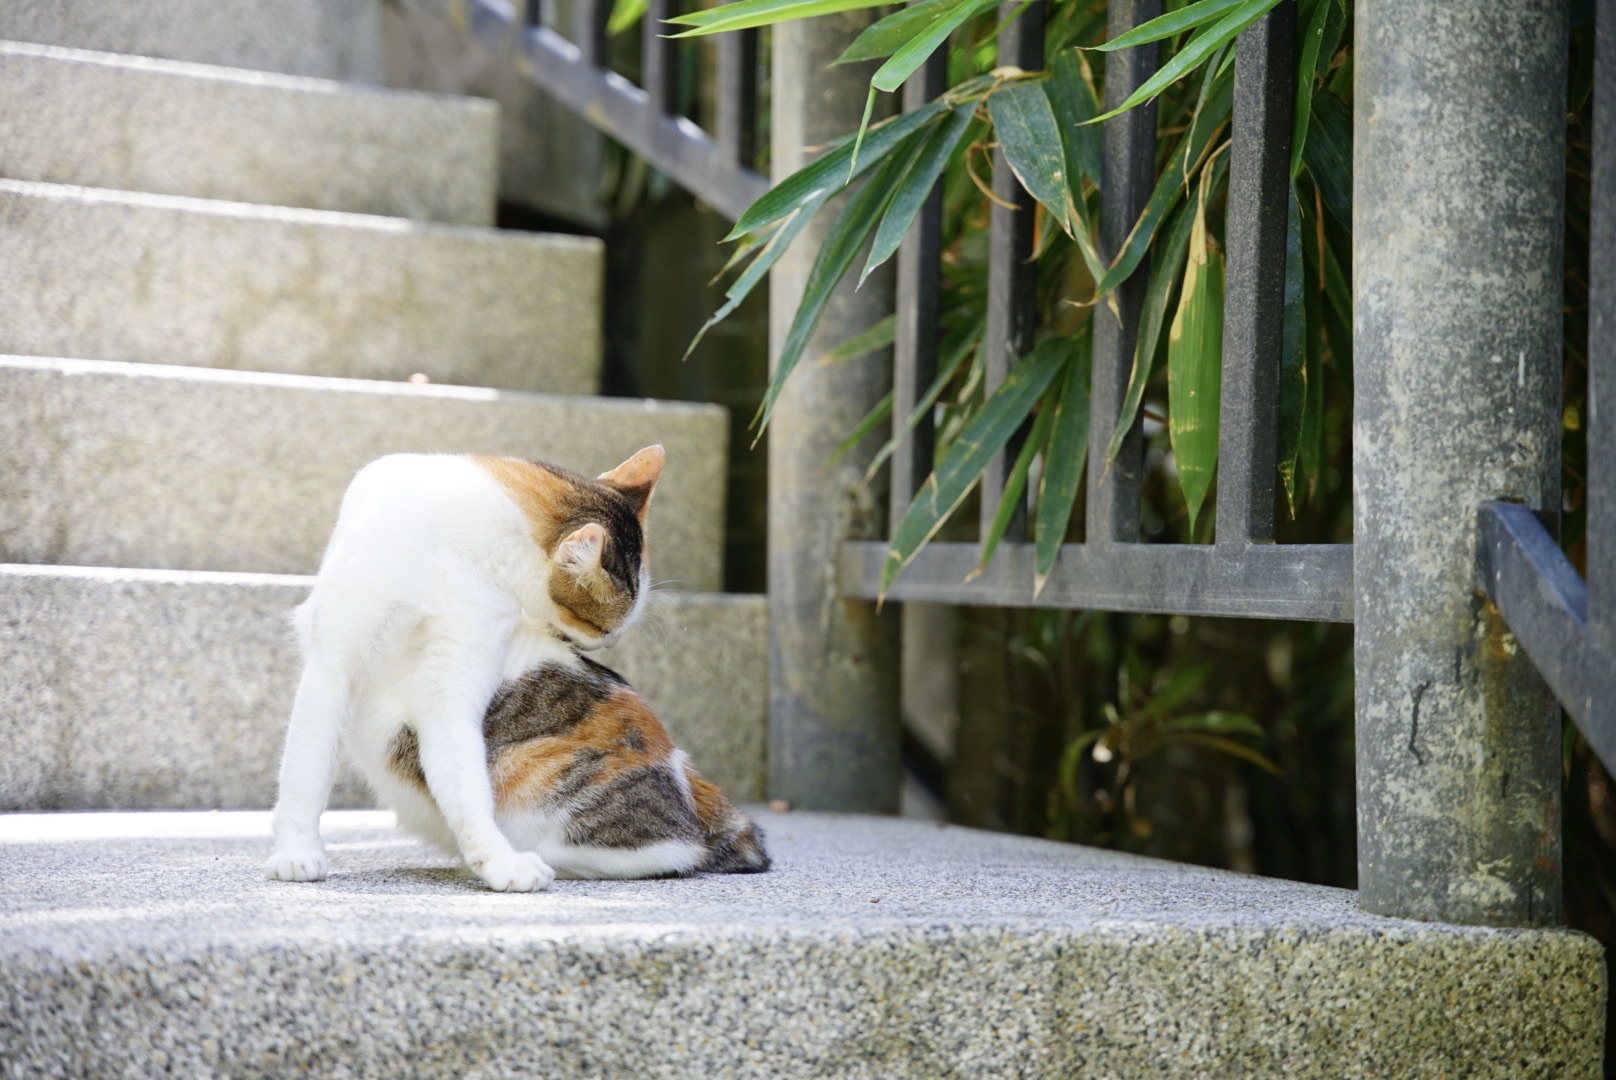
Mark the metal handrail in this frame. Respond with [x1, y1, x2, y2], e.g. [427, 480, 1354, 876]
[458, 0, 767, 221]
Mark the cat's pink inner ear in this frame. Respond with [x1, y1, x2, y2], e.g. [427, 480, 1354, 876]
[556, 522, 607, 572]
[598, 445, 665, 517]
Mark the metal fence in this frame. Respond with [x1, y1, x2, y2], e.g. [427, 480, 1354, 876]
[1477, 3, 1616, 779]
[837, 2, 1356, 623]
[501, 0, 1612, 923]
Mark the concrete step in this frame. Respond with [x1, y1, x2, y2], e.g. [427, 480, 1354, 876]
[0, 40, 497, 225]
[0, 564, 764, 812]
[0, 356, 726, 583]
[0, 0, 382, 83]
[0, 180, 600, 391]
[0, 809, 1602, 1077]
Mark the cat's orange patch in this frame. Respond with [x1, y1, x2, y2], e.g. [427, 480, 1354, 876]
[492, 687, 677, 809]
[475, 455, 570, 550]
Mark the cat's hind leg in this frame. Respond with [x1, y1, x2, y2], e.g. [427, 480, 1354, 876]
[265, 654, 348, 882]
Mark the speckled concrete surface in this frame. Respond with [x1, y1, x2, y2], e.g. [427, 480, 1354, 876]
[0, 810, 1602, 1077]
[0, 180, 600, 391]
[0, 41, 497, 224]
[0, 0, 383, 83]
[0, 567, 764, 810]
[0, 356, 726, 583]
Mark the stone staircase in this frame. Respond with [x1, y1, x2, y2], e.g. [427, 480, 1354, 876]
[0, 2, 1605, 1075]
[0, 2, 762, 811]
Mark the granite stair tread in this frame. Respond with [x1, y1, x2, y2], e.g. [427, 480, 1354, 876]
[0, 179, 601, 391]
[0, 0, 383, 83]
[0, 355, 726, 583]
[0, 39, 497, 224]
[0, 809, 1602, 1077]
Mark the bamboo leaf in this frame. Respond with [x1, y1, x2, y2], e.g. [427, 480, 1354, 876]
[1167, 731, 1284, 776]
[725, 102, 948, 240]
[819, 313, 897, 364]
[1167, 163, 1225, 533]
[1089, 0, 1279, 124]
[988, 80, 1080, 238]
[862, 104, 977, 284]
[978, 377, 1060, 571]
[1288, 0, 1333, 178]
[1276, 188, 1305, 514]
[1143, 662, 1211, 715]
[668, 0, 890, 36]
[863, 326, 980, 486]
[687, 195, 827, 359]
[1089, 0, 1249, 52]
[1302, 89, 1351, 229]
[880, 336, 1071, 598]
[828, 392, 895, 466]
[1046, 50, 1102, 187]
[1168, 710, 1265, 738]
[1105, 189, 1198, 465]
[1033, 333, 1091, 593]
[1298, 248, 1326, 502]
[753, 159, 905, 438]
[1091, 60, 1232, 298]
[607, 0, 649, 34]
[837, 0, 961, 64]
[870, 0, 999, 93]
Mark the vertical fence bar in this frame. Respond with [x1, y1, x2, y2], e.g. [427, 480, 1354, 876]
[644, 0, 679, 115]
[574, 0, 606, 69]
[1215, 8, 1294, 548]
[1086, 0, 1160, 547]
[1590, 0, 1615, 632]
[716, 30, 760, 168]
[525, 0, 542, 28]
[890, 52, 949, 537]
[980, 0, 1045, 542]
[1355, 0, 1567, 927]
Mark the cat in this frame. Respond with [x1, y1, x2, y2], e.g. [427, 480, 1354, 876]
[387, 654, 769, 878]
[263, 446, 766, 890]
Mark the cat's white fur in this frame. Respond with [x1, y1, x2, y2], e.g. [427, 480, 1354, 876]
[263, 452, 656, 892]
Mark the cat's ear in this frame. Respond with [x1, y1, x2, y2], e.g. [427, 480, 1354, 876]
[555, 522, 607, 575]
[598, 445, 664, 520]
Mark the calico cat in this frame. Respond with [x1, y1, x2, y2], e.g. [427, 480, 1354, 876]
[263, 447, 766, 890]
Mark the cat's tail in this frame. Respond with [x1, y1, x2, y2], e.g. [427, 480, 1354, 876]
[687, 772, 770, 874]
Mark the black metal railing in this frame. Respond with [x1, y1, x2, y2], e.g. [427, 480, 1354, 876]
[838, 1, 1354, 623]
[460, 0, 767, 220]
[1477, 0, 1616, 775]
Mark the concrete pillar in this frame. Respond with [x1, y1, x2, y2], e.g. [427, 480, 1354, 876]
[1354, 1, 1567, 925]
[767, 16, 900, 811]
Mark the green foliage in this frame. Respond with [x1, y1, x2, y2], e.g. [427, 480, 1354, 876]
[694, 0, 1355, 578]
[1166, 157, 1226, 534]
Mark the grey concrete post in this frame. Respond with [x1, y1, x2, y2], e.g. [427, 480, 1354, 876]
[1354, 1, 1567, 926]
[767, 16, 901, 811]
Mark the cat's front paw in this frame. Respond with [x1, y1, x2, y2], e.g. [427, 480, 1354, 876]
[264, 845, 328, 882]
[474, 851, 555, 892]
